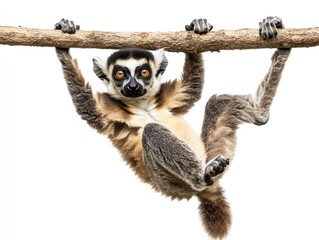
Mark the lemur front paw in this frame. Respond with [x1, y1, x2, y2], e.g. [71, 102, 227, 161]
[204, 155, 230, 185]
[54, 18, 80, 34]
[185, 19, 213, 34]
[259, 16, 283, 40]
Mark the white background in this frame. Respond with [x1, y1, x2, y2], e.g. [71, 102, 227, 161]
[1, 1, 319, 239]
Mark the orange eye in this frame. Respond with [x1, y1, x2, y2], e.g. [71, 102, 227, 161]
[115, 70, 125, 79]
[140, 69, 151, 78]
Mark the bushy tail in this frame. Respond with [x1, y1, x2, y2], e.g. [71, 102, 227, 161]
[197, 185, 231, 239]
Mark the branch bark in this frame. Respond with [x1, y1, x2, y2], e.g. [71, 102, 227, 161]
[1, 26, 319, 52]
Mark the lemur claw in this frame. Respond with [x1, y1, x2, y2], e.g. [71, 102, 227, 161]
[185, 18, 213, 34]
[259, 16, 283, 40]
[54, 18, 80, 34]
[204, 155, 230, 185]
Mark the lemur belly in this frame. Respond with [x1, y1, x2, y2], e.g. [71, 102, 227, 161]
[129, 107, 207, 162]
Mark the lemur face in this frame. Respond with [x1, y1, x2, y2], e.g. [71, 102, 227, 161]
[93, 48, 168, 99]
[110, 58, 153, 98]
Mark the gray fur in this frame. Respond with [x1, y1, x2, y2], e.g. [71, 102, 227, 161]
[55, 17, 290, 239]
[142, 123, 230, 199]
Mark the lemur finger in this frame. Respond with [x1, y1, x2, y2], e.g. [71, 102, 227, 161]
[54, 18, 64, 30]
[68, 21, 80, 32]
[60, 19, 71, 33]
[270, 16, 283, 29]
[215, 155, 230, 168]
[54, 23, 61, 30]
[204, 155, 230, 179]
[193, 19, 206, 34]
[66, 20, 78, 34]
[207, 23, 213, 32]
[204, 174, 214, 186]
[69, 21, 76, 34]
[185, 21, 195, 31]
[206, 161, 224, 177]
[219, 158, 229, 167]
[212, 162, 225, 175]
[198, 19, 213, 33]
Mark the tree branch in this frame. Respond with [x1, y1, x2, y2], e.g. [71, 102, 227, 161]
[1, 26, 319, 52]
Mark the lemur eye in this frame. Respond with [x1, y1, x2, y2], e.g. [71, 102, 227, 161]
[140, 69, 151, 78]
[115, 70, 125, 80]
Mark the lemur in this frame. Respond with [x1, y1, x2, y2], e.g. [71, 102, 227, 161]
[55, 17, 290, 239]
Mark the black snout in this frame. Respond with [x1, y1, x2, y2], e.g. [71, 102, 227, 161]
[128, 77, 139, 91]
[122, 77, 146, 98]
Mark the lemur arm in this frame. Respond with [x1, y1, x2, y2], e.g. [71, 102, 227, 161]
[157, 19, 212, 115]
[55, 20, 106, 133]
[158, 52, 204, 114]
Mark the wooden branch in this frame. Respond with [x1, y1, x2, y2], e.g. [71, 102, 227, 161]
[1, 26, 319, 52]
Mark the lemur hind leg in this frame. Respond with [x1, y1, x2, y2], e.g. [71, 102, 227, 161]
[141, 123, 228, 199]
[202, 94, 241, 163]
[201, 17, 291, 165]
[197, 89, 258, 239]
[196, 47, 290, 236]
[197, 16, 291, 239]
[200, 92, 274, 164]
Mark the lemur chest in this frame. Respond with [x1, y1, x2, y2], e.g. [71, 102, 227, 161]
[127, 107, 207, 161]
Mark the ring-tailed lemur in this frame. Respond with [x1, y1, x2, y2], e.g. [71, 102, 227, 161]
[55, 17, 290, 239]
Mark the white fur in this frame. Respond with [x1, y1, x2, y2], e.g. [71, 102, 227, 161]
[126, 103, 207, 163]
[152, 48, 166, 69]
[113, 58, 148, 88]
[114, 58, 148, 75]
[93, 50, 166, 100]
[152, 48, 167, 80]
[92, 56, 109, 85]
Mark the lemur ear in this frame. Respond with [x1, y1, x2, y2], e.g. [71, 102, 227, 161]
[92, 57, 109, 82]
[154, 49, 168, 77]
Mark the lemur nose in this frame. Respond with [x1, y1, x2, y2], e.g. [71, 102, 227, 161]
[128, 84, 139, 91]
[129, 84, 138, 89]
[128, 78, 139, 91]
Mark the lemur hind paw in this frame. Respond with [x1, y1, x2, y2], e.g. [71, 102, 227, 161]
[204, 155, 230, 185]
[185, 18, 213, 34]
[259, 16, 283, 40]
[54, 18, 80, 34]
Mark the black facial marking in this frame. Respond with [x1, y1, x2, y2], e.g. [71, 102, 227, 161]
[135, 64, 152, 81]
[107, 48, 155, 68]
[112, 65, 131, 82]
[111, 65, 148, 98]
[121, 82, 146, 98]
